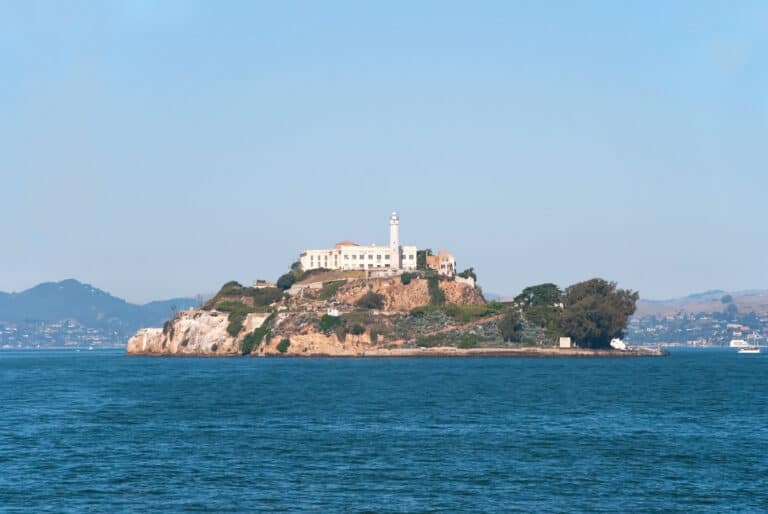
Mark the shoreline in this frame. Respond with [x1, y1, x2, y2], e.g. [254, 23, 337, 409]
[126, 346, 669, 358]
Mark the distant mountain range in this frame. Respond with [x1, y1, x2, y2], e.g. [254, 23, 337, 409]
[0, 279, 198, 333]
[635, 289, 768, 317]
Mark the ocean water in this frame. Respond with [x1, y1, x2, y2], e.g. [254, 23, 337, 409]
[1, 349, 766, 513]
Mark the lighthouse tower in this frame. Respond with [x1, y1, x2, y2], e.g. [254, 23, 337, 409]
[389, 210, 400, 269]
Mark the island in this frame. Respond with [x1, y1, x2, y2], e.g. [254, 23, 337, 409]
[126, 211, 664, 357]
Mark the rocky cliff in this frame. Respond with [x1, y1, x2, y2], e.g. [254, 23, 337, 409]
[126, 274, 490, 357]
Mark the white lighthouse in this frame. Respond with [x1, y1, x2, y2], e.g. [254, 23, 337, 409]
[389, 210, 400, 269]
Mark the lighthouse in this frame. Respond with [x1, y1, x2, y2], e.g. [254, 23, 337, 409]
[389, 210, 400, 269]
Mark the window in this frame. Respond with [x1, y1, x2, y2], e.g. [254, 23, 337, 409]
[368, 255, 373, 260]
[385, 264, 390, 268]
[353, 255, 357, 260]
[359, 264, 364, 269]
[377, 255, 381, 260]
[409, 255, 414, 260]
[385, 255, 390, 260]
[345, 255, 349, 260]
[360, 254, 364, 259]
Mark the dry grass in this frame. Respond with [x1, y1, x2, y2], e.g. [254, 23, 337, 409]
[296, 270, 366, 285]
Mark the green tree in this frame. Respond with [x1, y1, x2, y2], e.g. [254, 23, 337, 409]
[726, 303, 738, 318]
[277, 338, 291, 353]
[400, 272, 413, 285]
[457, 268, 477, 282]
[276, 272, 296, 290]
[720, 294, 733, 304]
[416, 249, 433, 270]
[356, 291, 385, 310]
[558, 278, 638, 349]
[498, 309, 524, 343]
[514, 283, 562, 308]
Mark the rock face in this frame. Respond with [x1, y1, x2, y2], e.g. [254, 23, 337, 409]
[126, 309, 270, 356]
[126, 275, 486, 357]
[334, 277, 484, 311]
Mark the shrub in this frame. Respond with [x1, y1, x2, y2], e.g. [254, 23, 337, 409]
[277, 338, 291, 353]
[318, 280, 345, 300]
[457, 333, 483, 349]
[350, 324, 365, 335]
[241, 312, 276, 355]
[319, 314, 343, 334]
[457, 268, 477, 282]
[427, 275, 445, 306]
[277, 273, 296, 290]
[498, 310, 524, 343]
[181, 338, 189, 347]
[400, 272, 412, 285]
[219, 281, 244, 296]
[248, 287, 283, 307]
[356, 291, 385, 310]
[442, 303, 505, 323]
[211, 343, 219, 352]
[227, 310, 247, 337]
[334, 324, 348, 342]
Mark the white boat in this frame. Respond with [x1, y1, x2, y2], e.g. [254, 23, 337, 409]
[737, 346, 761, 354]
[729, 339, 750, 348]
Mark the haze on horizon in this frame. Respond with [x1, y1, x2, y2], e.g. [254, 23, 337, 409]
[1, 1, 766, 304]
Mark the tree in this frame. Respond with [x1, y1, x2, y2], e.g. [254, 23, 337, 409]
[721, 294, 733, 304]
[277, 338, 291, 353]
[514, 283, 562, 308]
[416, 249, 433, 271]
[498, 309, 524, 343]
[457, 268, 477, 282]
[400, 272, 413, 285]
[356, 291, 385, 310]
[558, 278, 638, 349]
[726, 303, 738, 318]
[276, 273, 295, 290]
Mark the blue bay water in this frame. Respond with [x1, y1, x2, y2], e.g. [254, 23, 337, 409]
[1, 350, 767, 512]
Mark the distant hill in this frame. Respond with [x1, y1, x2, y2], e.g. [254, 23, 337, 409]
[635, 289, 768, 317]
[0, 279, 198, 333]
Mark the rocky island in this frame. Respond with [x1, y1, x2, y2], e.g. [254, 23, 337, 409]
[127, 211, 661, 357]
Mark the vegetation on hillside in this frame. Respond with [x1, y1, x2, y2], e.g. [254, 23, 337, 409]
[356, 291, 385, 310]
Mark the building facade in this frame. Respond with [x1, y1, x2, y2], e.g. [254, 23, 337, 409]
[426, 251, 456, 277]
[299, 211, 417, 273]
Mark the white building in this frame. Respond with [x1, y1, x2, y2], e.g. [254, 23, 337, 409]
[299, 211, 418, 273]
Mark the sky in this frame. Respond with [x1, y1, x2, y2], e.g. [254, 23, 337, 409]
[1, 1, 767, 303]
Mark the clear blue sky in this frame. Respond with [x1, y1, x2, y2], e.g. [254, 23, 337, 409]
[1, 1, 766, 303]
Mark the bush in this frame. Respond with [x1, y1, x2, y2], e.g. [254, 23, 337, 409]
[277, 273, 296, 290]
[350, 324, 365, 335]
[318, 280, 345, 300]
[334, 325, 348, 342]
[219, 281, 244, 296]
[211, 343, 219, 352]
[227, 310, 247, 337]
[400, 273, 412, 285]
[442, 303, 505, 323]
[240, 312, 276, 355]
[498, 309, 524, 343]
[248, 287, 283, 307]
[457, 268, 477, 282]
[319, 314, 343, 334]
[356, 291, 385, 310]
[457, 333, 483, 349]
[277, 338, 291, 353]
[427, 275, 445, 306]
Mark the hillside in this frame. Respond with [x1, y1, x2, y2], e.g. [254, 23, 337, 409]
[0, 280, 198, 346]
[126, 273, 501, 356]
[635, 290, 768, 317]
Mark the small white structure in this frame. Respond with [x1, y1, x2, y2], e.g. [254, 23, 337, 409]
[326, 308, 340, 317]
[610, 338, 627, 351]
[559, 337, 572, 349]
[252, 280, 277, 289]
